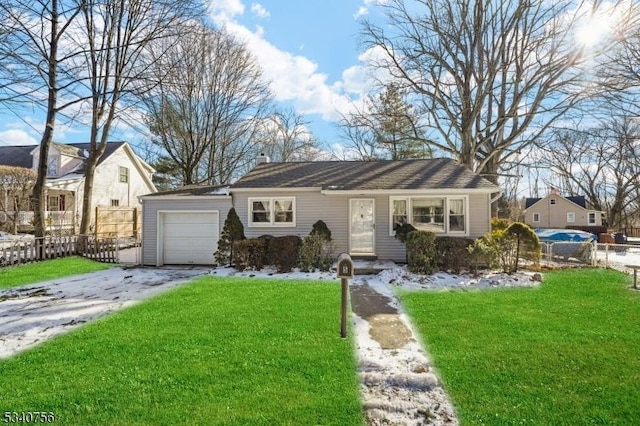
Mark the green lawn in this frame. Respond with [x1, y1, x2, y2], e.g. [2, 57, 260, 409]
[399, 268, 640, 425]
[0, 256, 112, 289]
[0, 277, 363, 425]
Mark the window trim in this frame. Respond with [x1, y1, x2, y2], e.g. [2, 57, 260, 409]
[588, 212, 596, 224]
[47, 155, 59, 177]
[389, 195, 469, 236]
[248, 197, 296, 227]
[119, 166, 129, 183]
[567, 212, 576, 223]
[47, 195, 60, 211]
[533, 213, 540, 223]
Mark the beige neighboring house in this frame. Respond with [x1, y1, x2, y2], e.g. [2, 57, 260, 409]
[141, 157, 502, 266]
[0, 141, 156, 234]
[524, 193, 605, 229]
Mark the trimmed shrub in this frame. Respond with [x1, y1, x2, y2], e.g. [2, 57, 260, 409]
[466, 240, 487, 276]
[394, 222, 417, 244]
[506, 222, 541, 271]
[270, 235, 302, 273]
[476, 221, 541, 273]
[434, 237, 475, 274]
[214, 208, 245, 267]
[233, 238, 266, 271]
[309, 220, 332, 241]
[491, 217, 511, 231]
[299, 233, 336, 272]
[257, 234, 275, 265]
[406, 231, 437, 274]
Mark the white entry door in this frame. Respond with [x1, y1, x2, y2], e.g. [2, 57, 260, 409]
[350, 199, 375, 254]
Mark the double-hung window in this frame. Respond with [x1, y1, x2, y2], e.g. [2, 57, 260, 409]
[249, 197, 295, 226]
[119, 166, 129, 183]
[47, 156, 59, 177]
[390, 196, 467, 235]
[588, 212, 596, 224]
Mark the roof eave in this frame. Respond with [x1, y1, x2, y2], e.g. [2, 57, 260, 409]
[320, 187, 500, 195]
[229, 186, 321, 192]
[140, 194, 232, 201]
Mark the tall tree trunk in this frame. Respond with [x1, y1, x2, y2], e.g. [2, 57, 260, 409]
[32, 0, 59, 239]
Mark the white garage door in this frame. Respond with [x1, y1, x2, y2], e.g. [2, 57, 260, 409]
[162, 212, 219, 265]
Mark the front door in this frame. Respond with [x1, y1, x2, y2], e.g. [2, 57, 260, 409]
[350, 199, 375, 255]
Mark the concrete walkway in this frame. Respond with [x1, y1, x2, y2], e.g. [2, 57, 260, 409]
[350, 278, 458, 425]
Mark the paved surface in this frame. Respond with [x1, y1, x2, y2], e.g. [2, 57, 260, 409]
[350, 280, 458, 425]
[0, 266, 207, 359]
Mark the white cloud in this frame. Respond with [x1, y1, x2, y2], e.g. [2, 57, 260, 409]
[208, 0, 245, 19]
[250, 3, 270, 19]
[354, 0, 390, 20]
[354, 7, 368, 19]
[209, 7, 370, 122]
[0, 129, 38, 146]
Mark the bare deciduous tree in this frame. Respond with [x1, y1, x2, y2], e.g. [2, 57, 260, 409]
[0, 0, 85, 237]
[142, 25, 274, 186]
[360, 0, 636, 183]
[0, 166, 36, 234]
[76, 0, 201, 234]
[256, 108, 322, 162]
[540, 117, 640, 228]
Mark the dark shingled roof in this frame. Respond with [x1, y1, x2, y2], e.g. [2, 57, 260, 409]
[0, 145, 33, 168]
[524, 197, 541, 209]
[231, 158, 498, 191]
[146, 185, 229, 197]
[0, 142, 126, 173]
[525, 195, 587, 209]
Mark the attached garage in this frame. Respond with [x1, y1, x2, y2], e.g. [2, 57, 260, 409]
[160, 211, 219, 265]
[139, 186, 233, 266]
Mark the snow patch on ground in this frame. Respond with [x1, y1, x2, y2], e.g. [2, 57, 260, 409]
[1, 261, 541, 425]
[0, 267, 207, 359]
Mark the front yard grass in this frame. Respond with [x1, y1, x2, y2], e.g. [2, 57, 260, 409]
[0, 256, 112, 290]
[399, 268, 640, 425]
[0, 276, 363, 425]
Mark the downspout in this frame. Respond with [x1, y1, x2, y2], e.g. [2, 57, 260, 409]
[490, 191, 503, 218]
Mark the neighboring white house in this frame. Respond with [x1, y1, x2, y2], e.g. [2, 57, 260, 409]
[140, 157, 502, 266]
[524, 193, 605, 229]
[0, 141, 156, 233]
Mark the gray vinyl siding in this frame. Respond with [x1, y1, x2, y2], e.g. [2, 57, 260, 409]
[234, 191, 493, 263]
[233, 191, 350, 253]
[469, 193, 491, 237]
[140, 197, 232, 266]
[141, 190, 493, 265]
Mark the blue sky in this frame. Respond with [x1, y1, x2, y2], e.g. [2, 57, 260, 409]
[0, 0, 386, 151]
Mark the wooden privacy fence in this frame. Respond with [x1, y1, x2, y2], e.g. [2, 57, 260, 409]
[0, 235, 118, 266]
[95, 207, 139, 238]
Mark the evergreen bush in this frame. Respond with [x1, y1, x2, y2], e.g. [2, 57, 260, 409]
[309, 220, 332, 241]
[434, 236, 475, 273]
[214, 208, 245, 266]
[406, 231, 437, 274]
[233, 238, 266, 271]
[270, 235, 302, 273]
[299, 233, 336, 272]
